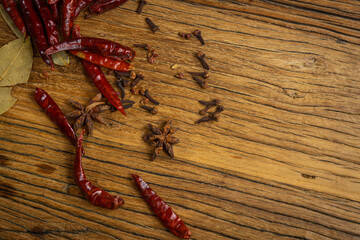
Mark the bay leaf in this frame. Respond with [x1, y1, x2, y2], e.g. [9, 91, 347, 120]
[0, 4, 23, 39]
[0, 36, 33, 87]
[0, 87, 17, 115]
[52, 51, 70, 66]
[0, 36, 33, 115]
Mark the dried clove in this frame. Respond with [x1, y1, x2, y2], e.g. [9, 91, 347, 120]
[140, 97, 150, 104]
[131, 73, 144, 88]
[193, 29, 205, 45]
[145, 17, 159, 33]
[175, 73, 184, 79]
[133, 43, 151, 50]
[147, 50, 159, 64]
[115, 78, 126, 99]
[114, 70, 133, 79]
[188, 71, 209, 78]
[199, 99, 220, 115]
[193, 76, 208, 89]
[121, 99, 135, 105]
[144, 89, 159, 105]
[137, 0, 147, 14]
[196, 52, 210, 70]
[140, 105, 158, 115]
[195, 105, 224, 124]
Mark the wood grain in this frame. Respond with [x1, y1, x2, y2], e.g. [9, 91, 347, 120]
[1, 0, 360, 239]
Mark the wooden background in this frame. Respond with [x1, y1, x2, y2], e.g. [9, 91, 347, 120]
[1, 0, 360, 239]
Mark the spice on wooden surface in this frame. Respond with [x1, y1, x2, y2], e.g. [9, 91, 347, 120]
[193, 29, 205, 45]
[140, 105, 158, 115]
[196, 52, 210, 70]
[143, 120, 179, 160]
[192, 75, 208, 89]
[199, 99, 220, 115]
[175, 73, 184, 79]
[145, 17, 159, 33]
[66, 93, 110, 135]
[133, 43, 151, 50]
[188, 71, 209, 78]
[136, 0, 147, 14]
[147, 49, 158, 64]
[195, 105, 225, 124]
[143, 89, 159, 105]
[130, 72, 144, 88]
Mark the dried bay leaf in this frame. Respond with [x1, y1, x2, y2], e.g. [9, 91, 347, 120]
[52, 51, 70, 66]
[0, 87, 17, 115]
[0, 36, 33, 115]
[0, 4, 23, 39]
[0, 36, 33, 87]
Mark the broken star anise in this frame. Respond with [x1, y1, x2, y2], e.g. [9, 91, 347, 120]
[66, 93, 110, 136]
[143, 119, 179, 161]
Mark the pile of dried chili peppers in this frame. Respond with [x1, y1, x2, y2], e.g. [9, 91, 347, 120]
[1, 0, 192, 238]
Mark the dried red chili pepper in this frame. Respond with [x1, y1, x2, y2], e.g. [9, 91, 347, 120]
[33, 88, 78, 147]
[45, 37, 136, 61]
[74, 0, 95, 18]
[0, 0, 26, 35]
[19, 0, 54, 70]
[72, 25, 127, 116]
[86, 0, 129, 18]
[71, 50, 133, 72]
[49, 1, 60, 24]
[82, 60, 126, 116]
[131, 174, 192, 239]
[74, 130, 124, 209]
[62, 0, 77, 40]
[33, 0, 59, 45]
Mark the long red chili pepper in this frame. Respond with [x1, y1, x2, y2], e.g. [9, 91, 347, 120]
[131, 174, 192, 239]
[0, 0, 26, 35]
[71, 50, 133, 72]
[62, 0, 77, 40]
[33, 0, 59, 46]
[72, 25, 126, 116]
[74, 129, 124, 209]
[86, 0, 129, 18]
[74, 0, 95, 18]
[34, 88, 78, 147]
[19, 0, 54, 70]
[49, 1, 60, 25]
[82, 60, 126, 116]
[44, 37, 136, 61]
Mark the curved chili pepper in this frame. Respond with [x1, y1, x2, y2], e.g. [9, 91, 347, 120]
[34, 88, 78, 147]
[0, 0, 26, 35]
[19, 0, 54, 70]
[44, 37, 136, 61]
[86, 0, 129, 18]
[62, 0, 77, 40]
[33, 0, 59, 45]
[131, 174, 192, 239]
[72, 25, 126, 116]
[71, 50, 133, 72]
[74, 0, 95, 18]
[49, 2, 60, 25]
[74, 129, 124, 209]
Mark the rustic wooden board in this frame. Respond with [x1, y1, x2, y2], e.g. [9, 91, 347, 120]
[1, 0, 360, 239]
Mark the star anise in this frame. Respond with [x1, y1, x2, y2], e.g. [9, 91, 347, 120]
[66, 93, 111, 136]
[143, 119, 179, 161]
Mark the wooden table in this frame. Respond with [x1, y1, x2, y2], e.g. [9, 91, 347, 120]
[1, 0, 359, 239]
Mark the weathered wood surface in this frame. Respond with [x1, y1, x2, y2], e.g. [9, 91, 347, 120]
[1, 0, 360, 239]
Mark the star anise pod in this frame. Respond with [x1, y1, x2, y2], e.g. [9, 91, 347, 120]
[143, 119, 179, 161]
[66, 93, 111, 136]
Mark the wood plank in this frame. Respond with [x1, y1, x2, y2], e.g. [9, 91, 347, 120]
[0, 0, 359, 239]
